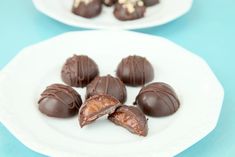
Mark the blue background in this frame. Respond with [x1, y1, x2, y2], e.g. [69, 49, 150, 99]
[0, 0, 234, 156]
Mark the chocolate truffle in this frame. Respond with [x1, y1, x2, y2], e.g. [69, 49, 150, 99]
[134, 82, 180, 117]
[79, 94, 121, 127]
[72, 0, 102, 18]
[61, 55, 99, 87]
[114, 0, 146, 21]
[108, 105, 148, 136]
[38, 84, 82, 118]
[116, 55, 154, 86]
[103, 0, 116, 6]
[143, 0, 159, 7]
[86, 75, 127, 103]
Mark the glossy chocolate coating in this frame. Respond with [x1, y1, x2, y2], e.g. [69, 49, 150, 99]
[134, 82, 180, 117]
[72, 0, 102, 18]
[103, 0, 116, 6]
[116, 55, 154, 86]
[143, 0, 159, 7]
[79, 94, 121, 127]
[108, 105, 148, 136]
[38, 84, 82, 118]
[114, 0, 146, 21]
[61, 55, 99, 87]
[86, 75, 127, 103]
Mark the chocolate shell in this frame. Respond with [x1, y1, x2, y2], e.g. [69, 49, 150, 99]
[103, 0, 116, 6]
[79, 94, 121, 127]
[134, 82, 180, 117]
[108, 105, 148, 136]
[114, 0, 146, 21]
[38, 84, 82, 118]
[61, 55, 99, 87]
[116, 55, 154, 86]
[72, 0, 102, 18]
[86, 75, 127, 103]
[143, 0, 159, 6]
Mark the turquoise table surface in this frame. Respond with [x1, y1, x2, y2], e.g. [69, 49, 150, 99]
[0, 0, 234, 156]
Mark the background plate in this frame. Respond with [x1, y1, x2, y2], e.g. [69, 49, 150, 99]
[0, 30, 223, 157]
[32, 0, 193, 29]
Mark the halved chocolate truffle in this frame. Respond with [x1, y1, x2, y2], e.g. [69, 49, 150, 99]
[79, 94, 121, 127]
[72, 0, 102, 18]
[86, 75, 127, 103]
[143, 0, 159, 7]
[61, 55, 99, 87]
[134, 82, 180, 117]
[116, 55, 154, 86]
[38, 84, 82, 118]
[108, 105, 148, 136]
[114, 0, 146, 21]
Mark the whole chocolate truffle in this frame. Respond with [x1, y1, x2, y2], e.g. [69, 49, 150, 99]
[134, 82, 180, 117]
[116, 55, 154, 86]
[86, 75, 127, 103]
[103, 0, 116, 6]
[114, 0, 146, 21]
[143, 0, 159, 7]
[38, 84, 82, 118]
[72, 0, 102, 18]
[79, 94, 121, 127]
[61, 55, 99, 87]
[109, 105, 148, 136]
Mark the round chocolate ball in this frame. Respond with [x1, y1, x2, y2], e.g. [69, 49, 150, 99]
[86, 75, 127, 103]
[116, 55, 154, 86]
[114, 0, 146, 21]
[38, 84, 82, 118]
[61, 55, 99, 87]
[143, 0, 159, 7]
[134, 82, 180, 117]
[72, 0, 102, 18]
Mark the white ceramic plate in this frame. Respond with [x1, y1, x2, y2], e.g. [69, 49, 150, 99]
[0, 30, 223, 157]
[32, 0, 193, 29]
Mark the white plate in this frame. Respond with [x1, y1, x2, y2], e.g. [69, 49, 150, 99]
[0, 30, 223, 157]
[32, 0, 193, 29]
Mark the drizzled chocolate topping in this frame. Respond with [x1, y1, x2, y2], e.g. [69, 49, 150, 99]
[86, 75, 127, 103]
[116, 55, 154, 86]
[38, 83, 82, 118]
[134, 82, 180, 117]
[61, 55, 99, 87]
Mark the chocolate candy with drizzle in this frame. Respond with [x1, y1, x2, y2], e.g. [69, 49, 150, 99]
[79, 94, 121, 127]
[72, 0, 102, 18]
[38, 84, 82, 118]
[86, 75, 127, 103]
[116, 55, 154, 86]
[134, 82, 180, 117]
[114, 0, 146, 21]
[61, 55, 99, 87]
[108, 105, 148, 136]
